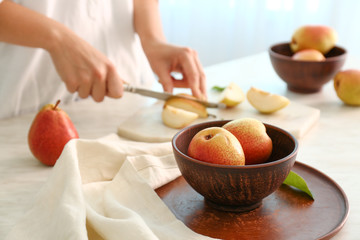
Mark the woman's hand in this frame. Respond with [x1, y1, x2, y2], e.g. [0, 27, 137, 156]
[48, 31, 124, 102]
[133, 0, 207, 100]
[143, 41, 207, 100]
[0, 0, 124, 102]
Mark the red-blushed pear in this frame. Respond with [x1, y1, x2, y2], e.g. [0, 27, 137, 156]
[290, 25, 338, 54]
[223, 118, 272, 165]
[28, 100, 79, 166]
[334, 69, 360, 106]
[187, 127, 245, 166]
[292, 49, 326, 62]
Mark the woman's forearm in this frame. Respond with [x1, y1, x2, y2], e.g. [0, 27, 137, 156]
[0, 0, 124, 101]
[133, 0, 166, 50]
[0, 0, 68, 52]
[132, 0, 207, 99]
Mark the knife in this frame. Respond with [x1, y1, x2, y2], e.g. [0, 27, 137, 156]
[123, 84, 226, 109]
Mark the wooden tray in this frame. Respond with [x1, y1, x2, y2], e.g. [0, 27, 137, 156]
[155, 161, 349, 240]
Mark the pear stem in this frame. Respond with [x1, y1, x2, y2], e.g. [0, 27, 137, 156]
[54, 100, 61, 110]
[205, 134, 213, 140]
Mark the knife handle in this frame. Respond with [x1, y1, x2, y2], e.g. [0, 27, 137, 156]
[123, 84, 136, 93]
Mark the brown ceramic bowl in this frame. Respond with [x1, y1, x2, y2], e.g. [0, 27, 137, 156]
[172, 120, 298, 212]
[269, 42, 346, 93]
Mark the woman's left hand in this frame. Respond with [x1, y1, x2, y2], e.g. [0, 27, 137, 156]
[143, 41, 207, 100]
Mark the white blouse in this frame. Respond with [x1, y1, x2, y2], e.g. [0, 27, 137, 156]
[0, 0, 155, 119]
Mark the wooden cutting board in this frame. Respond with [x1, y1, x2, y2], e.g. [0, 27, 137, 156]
[117, 100, 320, 142]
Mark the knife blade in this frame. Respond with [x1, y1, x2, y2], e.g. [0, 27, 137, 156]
[123, 84, 225, 109]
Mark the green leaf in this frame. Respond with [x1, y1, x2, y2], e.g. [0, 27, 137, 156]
[211, 85, 226, 92]
[283, 171, 314, 200]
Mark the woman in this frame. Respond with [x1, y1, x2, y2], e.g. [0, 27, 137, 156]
[0, 0, 207, 119]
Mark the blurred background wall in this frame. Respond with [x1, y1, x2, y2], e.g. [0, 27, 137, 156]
[159, 0, 359, 66]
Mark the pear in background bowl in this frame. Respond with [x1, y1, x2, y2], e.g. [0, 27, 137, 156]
[292, 49, 325, 62]
[291, 25, 338, 54]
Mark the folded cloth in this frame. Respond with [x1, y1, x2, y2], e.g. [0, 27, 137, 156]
[6, 134, 214, 240]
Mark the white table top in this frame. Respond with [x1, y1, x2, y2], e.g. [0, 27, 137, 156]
[1, 52, 360, 239]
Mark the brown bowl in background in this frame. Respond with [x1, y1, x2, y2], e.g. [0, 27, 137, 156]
[269, 42, 347, 93]
[172, 120, 298, 212]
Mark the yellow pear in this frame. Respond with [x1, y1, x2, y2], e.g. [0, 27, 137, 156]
[334, 69, 360, 106]
[247, 87, 290, 114]
[292, 49, 326, 62]
[218, 82, 245, 107]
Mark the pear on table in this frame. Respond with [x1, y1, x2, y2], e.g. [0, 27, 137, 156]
[218, 82, 245, 107]
[28, 100, 79, 166]
[246, 87, 290, 114]
[334, 69, 360, 106]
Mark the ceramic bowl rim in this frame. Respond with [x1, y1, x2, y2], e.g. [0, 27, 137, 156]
[268, 42, 347, 63]
[172, 120, 298, 169]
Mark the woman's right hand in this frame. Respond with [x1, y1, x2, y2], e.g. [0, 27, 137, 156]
[48, 30, 124, 102]
[0, 0, 124, 102]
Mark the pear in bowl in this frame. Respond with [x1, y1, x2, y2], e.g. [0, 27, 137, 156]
[292, 49, 325, 62]
[290, 25, 338, 55]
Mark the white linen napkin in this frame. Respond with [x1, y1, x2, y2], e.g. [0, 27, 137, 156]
[5, 134, 214, 240]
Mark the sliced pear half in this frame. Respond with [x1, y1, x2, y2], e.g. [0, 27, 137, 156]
[218, 82, 245, 107]
[247, 87, 290, 114]
[161, 104, 199, 129]
[165, 93, 208, 118]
